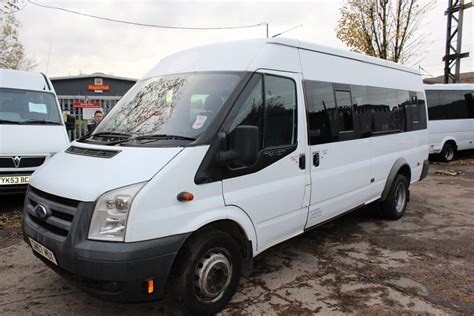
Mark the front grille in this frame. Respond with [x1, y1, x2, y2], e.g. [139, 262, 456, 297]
[20, 157, 46, 168]
[65, 146, 120, 158]
[26, 187, 80, 238]
[0, 158, 14, 168]
[0, 156, 46, 168]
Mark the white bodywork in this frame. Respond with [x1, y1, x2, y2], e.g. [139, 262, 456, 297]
[30, 38, 428, 256]
[0, 70, 69, 178]
[425, 84, 474, 154]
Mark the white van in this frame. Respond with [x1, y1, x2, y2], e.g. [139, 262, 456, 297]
[22, 38, 429, 314]
[425, 83, 474, 161]
[0, 69, 69, 194]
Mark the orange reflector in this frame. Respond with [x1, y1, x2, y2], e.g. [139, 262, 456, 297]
[177, 191, 194, 202]
[147, 279, 154, 294]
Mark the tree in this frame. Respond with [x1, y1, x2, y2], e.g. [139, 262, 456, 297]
[0, 0, 37, 70]
[336, 0, 433, 64]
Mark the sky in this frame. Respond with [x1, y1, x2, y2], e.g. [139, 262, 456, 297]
[11, 0, 474, 79]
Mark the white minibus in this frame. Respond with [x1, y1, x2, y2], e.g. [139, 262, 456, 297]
[22, 38, 429, 314]
[0, 69, 69, 195]
[425, 83, 474, 161]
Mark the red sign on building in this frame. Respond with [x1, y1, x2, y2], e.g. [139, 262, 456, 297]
[73, 101, 100, 109]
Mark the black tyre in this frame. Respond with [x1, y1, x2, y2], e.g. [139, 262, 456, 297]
[171, 231, 242, 315]
[380, 174, 409, 220]
[440, 143, 456, 162]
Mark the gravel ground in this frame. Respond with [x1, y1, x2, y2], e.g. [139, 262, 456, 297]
[1, 152, 473, 315]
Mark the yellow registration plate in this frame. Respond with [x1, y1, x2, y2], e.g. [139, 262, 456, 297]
[0, 175, 30, 186]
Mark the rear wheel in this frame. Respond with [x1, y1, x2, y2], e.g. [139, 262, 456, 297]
[440, 143, 456, 162]
[171, 231, 242, 315]
[380, 174, 409, 220]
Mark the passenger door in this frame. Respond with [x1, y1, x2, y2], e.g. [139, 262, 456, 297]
[304, 80, 373, 228]
[222, 71, 309, 253]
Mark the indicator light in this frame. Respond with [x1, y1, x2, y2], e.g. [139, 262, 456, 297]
[177, 192, 194, 202]
[147, 278, 154, 294]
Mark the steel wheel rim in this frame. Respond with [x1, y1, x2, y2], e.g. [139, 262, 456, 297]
[193, 248, 232, 303]
[395, 182, 406, 213]
[444, 147, 454, 161]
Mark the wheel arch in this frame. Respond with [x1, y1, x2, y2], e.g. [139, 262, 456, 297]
[380, 158, 411, 201]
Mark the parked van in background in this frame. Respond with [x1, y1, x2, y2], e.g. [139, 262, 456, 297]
[425, 84, 474, 161]
[0, 69, 69, 194]
[22, 38, 429, 314]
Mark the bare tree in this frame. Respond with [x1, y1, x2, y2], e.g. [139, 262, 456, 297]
[336, 0, 434, 64]
[0, 0, 37, 70]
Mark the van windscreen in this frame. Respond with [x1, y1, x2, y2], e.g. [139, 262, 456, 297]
[0, 88, 62, 125]
[90, 72, 242, 145]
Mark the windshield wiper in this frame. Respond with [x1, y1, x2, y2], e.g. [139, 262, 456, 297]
[0, 119, 21, 124]
[91, 132, 131, 138]
[20, 119, 62, 125]
[132, 134, 196, 142]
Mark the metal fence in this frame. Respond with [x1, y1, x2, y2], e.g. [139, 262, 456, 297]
[58, 96, 121, 140]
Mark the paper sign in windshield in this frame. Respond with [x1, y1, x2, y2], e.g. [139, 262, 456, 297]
[193, 115, 207, 129]
[28, 102, 48, 114]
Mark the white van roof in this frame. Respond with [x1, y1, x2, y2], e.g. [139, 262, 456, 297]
[0, 69, 55, 93]
[143, 37, 419, 79]
[424, 83, 474, 90]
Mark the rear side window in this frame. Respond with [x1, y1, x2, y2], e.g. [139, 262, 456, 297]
[304, 79, 426, 145]
[427, 89, 474, 120]
[304, 81, 338, 145]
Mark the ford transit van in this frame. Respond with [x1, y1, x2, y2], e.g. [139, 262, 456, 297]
[0, 69, 69, 194]
[22, 38, 429, 314]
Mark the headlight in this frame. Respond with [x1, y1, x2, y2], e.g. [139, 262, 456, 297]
[88, 182, 146, 242]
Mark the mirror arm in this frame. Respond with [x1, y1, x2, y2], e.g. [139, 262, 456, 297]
[216, 150, 239, 163]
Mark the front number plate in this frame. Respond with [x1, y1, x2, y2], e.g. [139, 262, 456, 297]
[0, 176, 30, 185]
[29, 238, 58, 265]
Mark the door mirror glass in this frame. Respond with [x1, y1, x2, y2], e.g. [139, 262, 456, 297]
[218, 125, 259, 166]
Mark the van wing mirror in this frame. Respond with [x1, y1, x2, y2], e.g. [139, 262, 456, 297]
[217, 125, 259, 166]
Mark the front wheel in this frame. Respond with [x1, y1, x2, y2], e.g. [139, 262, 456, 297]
[171, 231, 242, 315]
[380, 174, 409, 220]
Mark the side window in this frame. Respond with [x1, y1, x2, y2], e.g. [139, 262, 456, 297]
[465, 90, 474, 118]
[263, 75, 297, 148]
[228, 74, 264, 148]
[367, 87, 400, 132]
[397, 90, 410, 131]
[334, 90, 354, 132]
[351, 85, 371, 137]
[304, 81, 338, 145]
[415, 92, 427, 130]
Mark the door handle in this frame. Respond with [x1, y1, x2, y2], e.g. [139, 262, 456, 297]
[299, 154, 306, 170]
[313, 152, 320, 167]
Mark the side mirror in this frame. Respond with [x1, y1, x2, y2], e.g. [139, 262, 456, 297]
[65, 115, 76, 131]
[217, 125, 259, 166]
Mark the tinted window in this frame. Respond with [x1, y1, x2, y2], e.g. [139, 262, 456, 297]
[367, 87, 400, 132]
[335, 90, 354, 131]
[228, 73, 296, 152]
[304, 81, 338, 145]
[426, 89, 474, 120]
[304, 79, 426, 145]
[264, 75, 297, 147]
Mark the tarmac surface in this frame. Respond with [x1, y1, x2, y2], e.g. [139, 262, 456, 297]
[1, 153, 473, 315]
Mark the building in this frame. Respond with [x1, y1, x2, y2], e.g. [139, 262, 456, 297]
[423, 71, 474, 84]
[51, 73, 136, 139]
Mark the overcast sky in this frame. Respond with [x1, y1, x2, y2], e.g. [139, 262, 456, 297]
[13, 0, 474, 79]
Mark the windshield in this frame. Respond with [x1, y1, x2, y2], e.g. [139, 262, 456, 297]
[0, 88, 62, 125]
[90, 72, 242, 144]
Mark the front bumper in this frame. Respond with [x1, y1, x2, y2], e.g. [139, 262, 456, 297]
[22, 186, 190, 302]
